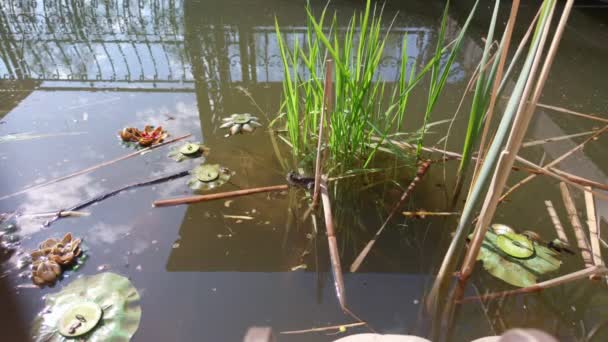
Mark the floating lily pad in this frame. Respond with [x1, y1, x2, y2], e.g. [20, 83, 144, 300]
[168, 142, 209, 162]
[220, 113, 262, 137]
[475, 230, 561, 287]
[496, 233, 534, 258]
[188, 164, 231, 191]
[31, 272, 141, 342]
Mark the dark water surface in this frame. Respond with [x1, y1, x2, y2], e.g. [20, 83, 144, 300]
[0, 1, 607, 341]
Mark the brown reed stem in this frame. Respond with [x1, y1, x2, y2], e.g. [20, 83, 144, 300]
[350, 159, 432, 272]
[153, 184, 289, 207]
[584, 186, 604, 281]
[560, 182, 594, 268]
[0, 133, 191, 201]
[459, 266, 608, 303]
[319, 175, 346, 310]
[544, 200, 569, 244]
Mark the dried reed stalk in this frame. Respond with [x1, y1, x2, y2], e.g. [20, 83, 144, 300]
[460, 0, 572, 285]
[544, 200, 569, 244]
[472, 0, 520, 183]
[402, 211, 459, 218]
[0, 134, 191, 201]
[522, 129, 599, 148]
[312, 60, 334, 208]
[153, 184, 289, 207]
[350, 159, 432, 272]
[499, 124, 608, 202]
[584, 186, 604, 281]
[560, 182, 594, 268]
[319, 175, 346, 309]
[459, 265, 608, 302]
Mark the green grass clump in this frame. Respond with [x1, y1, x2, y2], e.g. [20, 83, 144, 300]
[273, 0, 477, 175]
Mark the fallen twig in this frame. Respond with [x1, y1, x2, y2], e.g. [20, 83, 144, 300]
[560, 183, 594, 268]
[459, 265, 608, 302]
[20, 211, 90, 219]
[153, 184, 289, 207]
[544, 200, 569, 245]
[350, 159, 432, 272]
[0, 134, 191, 201]
[584, 186, 604, 281]
[280, 322, 365, 335]
[42, 170, 190, 226]
[537, 102, 608, 124]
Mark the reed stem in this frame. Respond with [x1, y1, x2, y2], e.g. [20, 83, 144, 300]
[560, 182, 594, 269]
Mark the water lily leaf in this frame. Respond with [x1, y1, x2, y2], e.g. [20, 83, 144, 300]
[168, 142, 209, 162]
[188, 164, 231, 191]
[31, 272, 141, 342]
[475, 231, 561, 287]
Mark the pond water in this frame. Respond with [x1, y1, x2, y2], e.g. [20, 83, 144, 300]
[0, 1, 607, 341]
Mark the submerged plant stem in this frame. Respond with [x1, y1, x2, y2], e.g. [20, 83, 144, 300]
[350, 159, 432, 272]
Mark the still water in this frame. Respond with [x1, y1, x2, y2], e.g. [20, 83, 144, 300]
[0, 0, 607, 341]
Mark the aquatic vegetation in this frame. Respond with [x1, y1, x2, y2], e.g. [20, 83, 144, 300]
[475, 229, 561, 287]
[30, 233, 82, 286]
[31, 272, 141, 341]
[273, 0, 476, 173]
[188, 164, 232, 191]
[220, 113, 262, 137]
[119, 125, 168, 147]
[168, 142, 210, 162]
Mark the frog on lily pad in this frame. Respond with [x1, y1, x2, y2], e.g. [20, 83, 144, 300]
[220, 113, 262, 137]
[31, 272, 141, 342]
[473, 224, 562, 288]
[188, 164, 232, 191]
[168, 142, 210, 162]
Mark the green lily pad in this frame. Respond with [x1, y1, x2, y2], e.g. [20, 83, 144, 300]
[31, 272, 141, 342]
[475, 230, 561, 288]
[188, 164, 231, 191]
[168, 142, 209, 162]
[496, 233, 534, 258]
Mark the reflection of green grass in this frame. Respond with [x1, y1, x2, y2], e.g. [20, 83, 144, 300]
[272, 0, 477, 175]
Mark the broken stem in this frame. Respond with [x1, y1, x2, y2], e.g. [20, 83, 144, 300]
[544, 200, 569, 245]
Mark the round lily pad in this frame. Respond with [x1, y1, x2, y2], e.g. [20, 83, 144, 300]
[232, 114, 252, 124]
[496, 233, 534, 258]
[179, 143, 200, 155]
[188, 164, 231, 191]
[57, 302, 102, 337]
[31, 272, 141, 342]
[196, 164, 220, 182]
[474, 230, 561, 287]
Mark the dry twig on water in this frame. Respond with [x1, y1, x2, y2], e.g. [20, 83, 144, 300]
[402, 211, 459, 218]
[350, 159, 432, 272]
[153, 184, 289, 207]
[0, 134, 191, 201]
[459, 265, 608, 303]
[560, 182, 594, 269]
[280, 322, 365, 335]
[584, 186, 605, 281]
